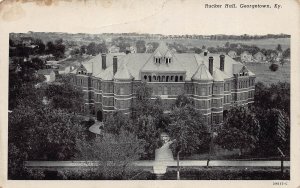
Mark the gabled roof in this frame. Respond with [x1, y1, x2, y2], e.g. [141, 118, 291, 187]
[254, 51, 266, 57]
[192, 62, 213, 81]
[153, 42, 169, 56]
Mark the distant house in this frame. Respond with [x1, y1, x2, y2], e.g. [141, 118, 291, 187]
[240, 51, 253, 62]
[145, 43, 153, 53]
[37, 69, 56, 82]
[267, 52, 278, 62]
[126, 46, 137, 54]
[227, 50, 237, 58]
[108, 45, 120, 53]
[253, 52, 266, 62]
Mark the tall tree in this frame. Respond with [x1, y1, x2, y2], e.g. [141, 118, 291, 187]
[44, 81, 84, 113]
[168, 105, 207, 156]
[215, 106, 260, 155]
[136, 40, 146, 53]
[76, 129, 145, 179]
[276, 44, 282, 52]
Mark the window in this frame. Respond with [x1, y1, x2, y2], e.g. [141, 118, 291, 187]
[213, 86, 218, 94]
[153, 76, 156, 81]
[120, 87, 124, 95]
[175, 76, 178, 82]
[166, 76, 169, 82]
[148, 76, 152, 82]
[158, 76, 161, 82]
[200, 87, 207, 96]
[164, 86, 168, 95]
[158, 86, 162, 95]
[212, 99, 217, 106]
[171, 76, 174, 81]
[179, 76, 183, 81]
[144, 75, 147, 81]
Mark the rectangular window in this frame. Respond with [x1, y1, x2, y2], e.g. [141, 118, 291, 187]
[213, 86, 218, 94]
[120, 87, 124, 95]
[200, 87, 207, 96]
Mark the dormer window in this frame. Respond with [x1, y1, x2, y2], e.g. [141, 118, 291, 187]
[165, 58, 171, 63]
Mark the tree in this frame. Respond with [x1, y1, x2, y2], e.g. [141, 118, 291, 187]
[86, 42, 97, 55]
[80, 45, 87, 55]
[253, 107, 290, 157]
[132, 83, 164, 119]
[104, 111, 132, 135]
[282, 48, 290, 59]
[225, 41, 230, 48]
[9, 105, 86, 161]
[136, 40, 146, 53]
[76, 129, 145, 179]
[215, 106, 260, 155]
[269, 63, 279, 71]
[133, 115, 162, 159]
[276, 44, 282, 52]
[254, 82, 290, 115]
[44, 81, 84, 113]
[33, 38, 45, 54]
[168, 105, 207, 156]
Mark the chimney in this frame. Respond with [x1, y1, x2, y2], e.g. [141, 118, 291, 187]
[220, 54, 225, 71]
[204, 51, 208, 56]
[209, 56, 214, 75]
[113, 56, 117, 75]
[101, 53, 106, 70]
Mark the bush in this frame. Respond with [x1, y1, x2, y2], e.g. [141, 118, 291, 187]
[269, 63, 279, 71]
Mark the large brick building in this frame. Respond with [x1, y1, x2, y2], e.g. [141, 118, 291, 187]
[70, 42, 255, 125]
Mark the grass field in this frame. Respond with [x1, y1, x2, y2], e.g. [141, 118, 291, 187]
[244, 62, 290, 85]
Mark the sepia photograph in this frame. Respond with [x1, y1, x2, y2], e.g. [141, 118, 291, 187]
[0, 0, 299, 187]
[8, 32, 290, 180]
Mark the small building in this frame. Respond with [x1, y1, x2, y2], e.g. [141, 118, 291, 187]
[126, 46, 137, 54]
[227, 50, 237, 59]
[146, 43, 154, 53]
[108, 45, 120, 53]
[37, 69, 56, 83]
[253, 52, 266, 62]
[240, 51, 253, 62]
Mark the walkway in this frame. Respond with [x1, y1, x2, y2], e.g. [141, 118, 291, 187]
[153, 139, 174, 174]
[88, 120, 103, 135]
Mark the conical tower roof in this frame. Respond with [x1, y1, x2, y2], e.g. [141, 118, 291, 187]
[192, 61, 213, 81]
[114, 63, 133, 80]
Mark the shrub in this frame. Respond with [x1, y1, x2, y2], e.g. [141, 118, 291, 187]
[269, 63, 279, 71]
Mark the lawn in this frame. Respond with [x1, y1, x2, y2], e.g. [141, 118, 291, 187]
[244, 62, 290, 85]
[162, 166, 290, 180]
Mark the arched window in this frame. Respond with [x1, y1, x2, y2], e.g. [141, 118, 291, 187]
[179, 76, 183, 81]
[166, 76, 169, 82]
[158, 58, 161, 63]
[153, 76, 156, 81]
[148, 75, 152, 82]
[162, 76, 165, 82]
[144, 75, 147, 81]
[171, 76, 174, 81]
[158, 76, 161, 82]
[175, 76, 178, 82]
